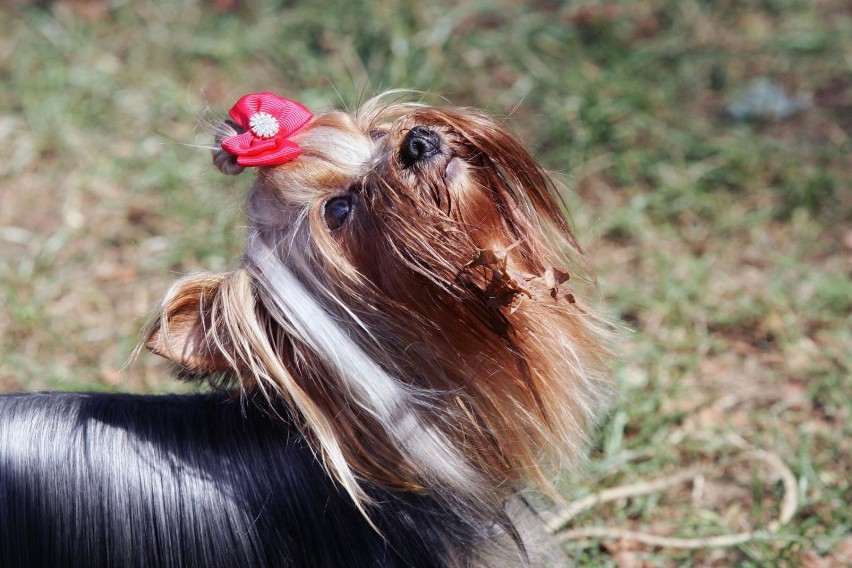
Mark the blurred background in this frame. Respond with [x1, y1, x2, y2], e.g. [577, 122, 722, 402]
[0, 0, 849, 565]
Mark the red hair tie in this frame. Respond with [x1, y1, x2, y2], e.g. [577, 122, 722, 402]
[221, 92, 313, 167]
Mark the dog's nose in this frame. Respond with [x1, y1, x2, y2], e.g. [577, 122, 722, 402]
[400, 126, 441, 167]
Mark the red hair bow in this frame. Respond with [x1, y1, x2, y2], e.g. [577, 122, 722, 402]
[221, 92, 313, 167]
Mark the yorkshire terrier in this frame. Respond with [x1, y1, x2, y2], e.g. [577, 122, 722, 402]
[0, 92, 609, 567]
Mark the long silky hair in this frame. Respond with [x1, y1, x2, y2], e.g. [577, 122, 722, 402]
[0, 392, 476, 567]
[144, 92, 610, 533]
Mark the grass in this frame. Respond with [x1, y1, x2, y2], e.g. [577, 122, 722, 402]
[1, 0, 849, 564]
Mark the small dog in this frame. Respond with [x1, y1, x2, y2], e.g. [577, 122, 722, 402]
[0, 92, 609, 567]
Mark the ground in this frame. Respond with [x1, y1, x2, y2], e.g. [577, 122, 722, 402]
[0, 1, 849, 565]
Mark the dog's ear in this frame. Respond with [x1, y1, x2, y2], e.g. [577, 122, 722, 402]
[145, 272, 233, 374]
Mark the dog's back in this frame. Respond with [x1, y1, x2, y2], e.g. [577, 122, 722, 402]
[0, 392, 475, 567]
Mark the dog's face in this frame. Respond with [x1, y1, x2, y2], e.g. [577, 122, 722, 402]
[146, 94, 609, 522]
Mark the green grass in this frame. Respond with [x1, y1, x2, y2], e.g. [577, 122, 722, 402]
[1, 0, 849, 564]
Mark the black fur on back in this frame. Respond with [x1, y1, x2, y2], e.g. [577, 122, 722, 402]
[0, 392, 478, 567]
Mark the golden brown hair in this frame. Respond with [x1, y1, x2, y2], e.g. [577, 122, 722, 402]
[144, 92, 610, 531]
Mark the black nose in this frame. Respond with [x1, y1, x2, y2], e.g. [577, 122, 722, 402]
[399, 126, 441, 167]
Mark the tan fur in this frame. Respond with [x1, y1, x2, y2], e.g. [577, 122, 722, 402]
[144, 92, 610, 536]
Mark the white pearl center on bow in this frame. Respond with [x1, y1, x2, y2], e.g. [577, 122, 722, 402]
[249, 112, 280, 138]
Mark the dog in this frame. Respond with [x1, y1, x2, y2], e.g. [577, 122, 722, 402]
[0, 92, 609, 567]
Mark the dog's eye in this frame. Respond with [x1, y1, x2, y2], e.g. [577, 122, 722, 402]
[324, 195, 353, 230]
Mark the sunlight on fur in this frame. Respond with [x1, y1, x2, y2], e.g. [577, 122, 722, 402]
[145, 91, 611, 542]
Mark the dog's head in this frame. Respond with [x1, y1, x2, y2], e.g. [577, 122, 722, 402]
[145, 92, 609, 521]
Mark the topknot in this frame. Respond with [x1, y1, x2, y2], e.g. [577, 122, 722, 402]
[212, 119, 246, 176]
